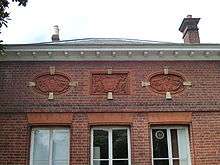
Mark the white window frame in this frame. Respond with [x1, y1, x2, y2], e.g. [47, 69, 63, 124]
[91, 126, 131, 165]
[30, 127, 70, 165]
[151, 126, 191, 165]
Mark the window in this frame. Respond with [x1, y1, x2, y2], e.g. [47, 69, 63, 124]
[151, 126, 191, 165]
[91, 127, 131, 165]
[30, 128, 70, 165]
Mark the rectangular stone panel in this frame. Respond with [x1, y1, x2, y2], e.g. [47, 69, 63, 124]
[91, 73, 129, 95]
[27, 113, 73, 125]
[148, 112, 192, 124]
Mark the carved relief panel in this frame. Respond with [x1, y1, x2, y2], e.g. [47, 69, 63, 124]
[142, 69, 192, 99]
[149, 73, 185, 94]
[28, 66, 78, 100]
[34, 73, 71, 95]
[91, 72, 129, 95]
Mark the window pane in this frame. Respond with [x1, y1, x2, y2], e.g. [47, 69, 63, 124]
[171, 129, 179, 158]
[153, 160, 169, 165]
[52, 130, 69, 165]
[33, 130, 49, 164]
[113, 129, 128, 159]
[152, 129, 168, 158]
[93, 160, 109, 165]
[53, 160, 69, 165]
[93, 130, 109, 159]
[33, 160, 49, 165]
[180, 159, 188, 165]
[173, 159, 180, 165]
[113, 160, 128, 165]
[177, 129, 188, 160]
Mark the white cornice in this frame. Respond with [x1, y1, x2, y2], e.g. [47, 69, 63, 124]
[1, 44, 220, 61]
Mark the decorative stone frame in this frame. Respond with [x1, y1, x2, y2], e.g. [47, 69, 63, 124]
[147, 71, 186, 95]
[90, 71, 130, 97]
[32, 72, 72, 95]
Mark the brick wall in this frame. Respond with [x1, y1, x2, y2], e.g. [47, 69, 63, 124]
[0, 61, 220, 164]
[131, 113, 151, 165]
[0, 113, 29, 165]
[0, 112, 220, 164]
[71, 113, 90, 165]
[192, 112, 220, 165]
[0, 61, 220, 113]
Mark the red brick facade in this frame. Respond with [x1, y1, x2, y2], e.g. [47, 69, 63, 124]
[0, 60, 220, 164]
[1, 61, 219, 112]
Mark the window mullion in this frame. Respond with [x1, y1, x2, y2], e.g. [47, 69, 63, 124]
[30, 130, 35, 165]
[109, 129, 113, 165]
[151, 128, 154, 165]
[91, 129, 94, 165]
[127, 128, 131, 165]
[49, 129, 53, 165]
[185, 128, 191, 165]
[167, 129, 173, 165]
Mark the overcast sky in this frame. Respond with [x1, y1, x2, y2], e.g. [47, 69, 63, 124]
[1, 0, 220, 44]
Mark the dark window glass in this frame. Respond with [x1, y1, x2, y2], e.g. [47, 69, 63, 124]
[93, 130, 109, 159]
[152, 129, 168, 158]
[154, 160, 169, 165]
[93, 160, 109, 165]
[113, 160, 128, 165]
[113, 129, 128, 159]
[173, 159, 180, 165]
[171, 129, 179, 158]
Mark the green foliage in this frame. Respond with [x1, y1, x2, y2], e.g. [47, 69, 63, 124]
[0, 0, 28, 51]
[0, 40, 5, 54]
[0, 0, 27, 29]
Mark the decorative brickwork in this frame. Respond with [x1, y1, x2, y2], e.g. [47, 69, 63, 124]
[148, 112, 192, 124]
[0, 61, 219, 112]
[149, 72, 185, 94]
[34, 73, 71, 95]
[0, 61, 220, 165]
[91, 73, 129, 95]
[27, 113, 73, 124]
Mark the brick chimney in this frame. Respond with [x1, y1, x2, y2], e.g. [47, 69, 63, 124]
[179, 15, 200, 44]
[51, 25, 60, 42]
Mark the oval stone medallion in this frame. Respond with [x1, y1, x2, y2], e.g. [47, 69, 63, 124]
[149, 73, 185, 94]
[34, 73, 70, 95]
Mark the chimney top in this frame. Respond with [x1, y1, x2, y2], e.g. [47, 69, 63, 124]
[179, 15, 200, 44]
[187, 14, 192, 18]
[51, 25, 60, 42]
[53, 25, 59, 35]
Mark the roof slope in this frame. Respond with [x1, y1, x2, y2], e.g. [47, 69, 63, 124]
[39, 38, 173, 45]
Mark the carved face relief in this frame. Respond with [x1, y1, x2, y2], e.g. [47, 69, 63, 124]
[34, 73, 70, 95]
[91, 73, 129, 95]
[149, 73, 185, 94]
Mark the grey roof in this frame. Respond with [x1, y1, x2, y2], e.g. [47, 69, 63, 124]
[3, 37, 220, 62]
[40, 38, 173, 45]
